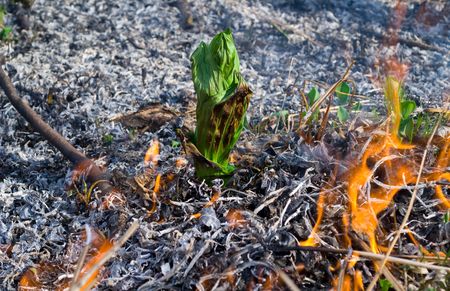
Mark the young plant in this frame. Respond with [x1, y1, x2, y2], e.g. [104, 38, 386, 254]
[0, 5, 12, 42]
[189, 28, 252, 180]
[379, 278, 393, 291]
[383, 76, 435, 143]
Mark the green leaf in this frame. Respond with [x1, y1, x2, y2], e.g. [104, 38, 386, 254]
[400, 118, 414, 142]
[335, 82, 350, 105]
[307, 87, 320, 107]
[0, 26, 12, 40]
[274, 110, 289, 129]
[171, 140, 180, 148]
[444, 211, 450, 223]
[337, 106, 349, 123]
[306, 87, 320, 122]
[400, 100, 416, 119]
[191, 28, 240, 107]
[379, 279, 393, 291]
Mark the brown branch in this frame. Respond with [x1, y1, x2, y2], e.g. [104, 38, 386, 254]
[0, 65, 112, 195]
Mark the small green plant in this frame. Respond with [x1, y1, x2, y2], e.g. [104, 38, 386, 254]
[302, 81, 357, 126]
[0, 26, 12, 41]
[189, 28, 252, 180]
[102, 133, 114, 145]
[0, 5, 12, 41]
[384, 76, 440, 142]
[171, 139, 180, 148]
[0, 5, 12, 42]
[398, 99, 416, 141]
[379, 278, 393, 291]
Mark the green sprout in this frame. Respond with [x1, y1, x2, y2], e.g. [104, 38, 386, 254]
[0, 26, 12, 41]
[384, 76, 443, 142]
[0, 5, 12, 42]
[189, 28, 252, 180]
[379, 278, 393, 291]
[102, 133, 114, 145]
[398, 99, 416, 142]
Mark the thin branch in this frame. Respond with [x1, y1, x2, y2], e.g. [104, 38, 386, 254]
[70, 221, 139, 291]
[0, 65, 112, 195]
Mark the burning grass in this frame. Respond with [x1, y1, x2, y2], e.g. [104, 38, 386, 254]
[114, 69, 448, 290]
[13, 69, 449, 289]
[3, 5, 449, 290]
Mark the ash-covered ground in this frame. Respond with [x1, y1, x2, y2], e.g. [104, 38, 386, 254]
[0, 0, 448, 290]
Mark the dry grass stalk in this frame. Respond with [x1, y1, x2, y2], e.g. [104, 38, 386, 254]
[69, 222, 139, 291]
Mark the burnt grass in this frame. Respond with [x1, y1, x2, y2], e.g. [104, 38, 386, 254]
[0, 0, 449, 290]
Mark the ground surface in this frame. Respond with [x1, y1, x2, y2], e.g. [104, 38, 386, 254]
[0, 0, 448, 290]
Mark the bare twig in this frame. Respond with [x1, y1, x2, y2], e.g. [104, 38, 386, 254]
[275, 267, 301, 291]
[69, 221, 139, 291]
[337, 249, 353, 291]
[70, 225, 93, 287]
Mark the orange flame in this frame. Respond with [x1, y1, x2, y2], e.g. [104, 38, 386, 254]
[354, 270, 364, 291]
[144, 140, 160, 167]
[433, 135, 450, 209]
[76, 239, 114, 289]
[192, 187, 221, 219]
[148, 173, 162, 216]
[18, 264, 64, 290]
[301, 128, 448, 287]
[299, 1, 449, 288]
[226, 209, 247, 229]
[18, 228, 114, 290]
[300, 191, 325, 247]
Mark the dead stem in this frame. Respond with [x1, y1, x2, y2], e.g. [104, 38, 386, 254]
[268, 245, 450, 272]
[69, 222, 139, 291]
[337, 249, 353, 291]
[70, 225, 93, 287]
[366, 114, 444, 291]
